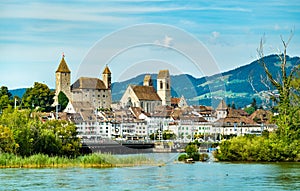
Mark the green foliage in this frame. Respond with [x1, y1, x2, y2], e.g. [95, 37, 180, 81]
[0, 125, 16, 153]
[199, 153, 209, 161]
[244, 106, 255, 115]
[58, 91, 69, 111]
[178, 154, 188, 161]
[251, 98, 258, 110]
[0, 86, 12, 110]
[162, 130, 176, 140]
[22, 82, 55, 111]
[216, 36, 300, 162]
[184, 144, 200, 161]
[214, 134, 300, 162]
[0, 108, 81, 157]
[179, 143, 210, 162]
[0, 153, 154, 168]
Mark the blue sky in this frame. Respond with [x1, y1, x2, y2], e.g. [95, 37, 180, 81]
[1, 0, 299, 89]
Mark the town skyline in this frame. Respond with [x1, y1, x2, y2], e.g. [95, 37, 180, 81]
[1, 0, 300, 89]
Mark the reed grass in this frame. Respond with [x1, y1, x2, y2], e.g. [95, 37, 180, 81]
[0, 153, 156, 168]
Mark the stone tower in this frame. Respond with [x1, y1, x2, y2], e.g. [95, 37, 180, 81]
[54, 54, 71, 105]
[102, 65, 111, 89]
[157, 70, 171, 106]
[216, 99, 228, 119]
[143, 74, 152, 86]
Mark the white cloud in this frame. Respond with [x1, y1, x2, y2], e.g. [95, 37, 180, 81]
[154, 35, 173, 48]
[211, 31, 220, 40]
[0, 1, 252, 23]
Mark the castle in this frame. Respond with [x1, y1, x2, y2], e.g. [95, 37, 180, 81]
[54, 55, 172, 113]
[54, 55, 112, 109]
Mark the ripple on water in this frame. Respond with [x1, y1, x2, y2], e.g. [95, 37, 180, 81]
[0, 159, 299, 191]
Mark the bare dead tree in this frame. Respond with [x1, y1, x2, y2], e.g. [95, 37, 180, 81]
[256, 30, 300, 134]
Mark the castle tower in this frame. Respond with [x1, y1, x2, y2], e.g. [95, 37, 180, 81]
[157, 70, 171, 106]
[216, 99, 228, 119]
[143, 74, 152, 86]
[54, 54, 71, 105]
[102, 65, 111, 89]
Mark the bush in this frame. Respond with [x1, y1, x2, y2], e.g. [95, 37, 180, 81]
[178, 154, 188, 161]
[214, 133, 300, 162]
[199, 153, 209, 161]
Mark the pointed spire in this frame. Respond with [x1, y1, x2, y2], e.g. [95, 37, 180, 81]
[103, 65, 111, 74]
[216, 99, 227, 110]
[56, 53, 70, 73]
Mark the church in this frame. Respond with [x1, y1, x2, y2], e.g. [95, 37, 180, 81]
[120, 70, 171, 113]
[54, 54, 112, 109]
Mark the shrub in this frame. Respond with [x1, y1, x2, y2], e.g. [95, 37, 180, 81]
[178, 154, 188, 161]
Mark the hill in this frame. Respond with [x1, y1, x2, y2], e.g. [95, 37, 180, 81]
[9, 54, 299, 108]
[9, 88, 26, 99]
[111, 54, 299, 108]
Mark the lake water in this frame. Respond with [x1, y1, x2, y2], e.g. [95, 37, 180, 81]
[0, 153, 299, 191]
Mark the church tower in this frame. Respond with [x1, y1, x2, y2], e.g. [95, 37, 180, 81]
[102, 65, 111, 89]
[143, 74, 152, 86]
[54, 54, 71, 105]
[157, 70, 171, 106]
[216, 99, 228, 119]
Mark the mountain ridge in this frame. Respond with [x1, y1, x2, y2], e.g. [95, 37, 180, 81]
[9, 54, 299, 108]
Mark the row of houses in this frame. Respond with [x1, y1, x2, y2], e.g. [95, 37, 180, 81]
[51, 55, 277, 143]
[44, 99, 277, 143]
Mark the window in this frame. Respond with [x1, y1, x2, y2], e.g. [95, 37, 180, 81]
[160, 81, 163, 89]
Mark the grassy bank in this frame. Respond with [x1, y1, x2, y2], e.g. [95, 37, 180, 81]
[0, 153, 156, 168]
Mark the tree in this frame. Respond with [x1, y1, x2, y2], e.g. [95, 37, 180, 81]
[257, 32, 300, 139]
[162, 130, 176, 140]
[214, 33, 300, 162]
[0, 86, 12, 110]
[0, 125, 16, 153]
[22, 82, 55, 111]
[0, 107, 81, 157]
[231, 102, 236, 109]
[58, 91, 69, 111]
[251, 98, 257, 110]
[41, 120, 81, 156]
[244, 106, 255, 115]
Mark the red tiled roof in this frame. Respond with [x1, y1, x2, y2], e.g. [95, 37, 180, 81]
[171, 98, 181, 104]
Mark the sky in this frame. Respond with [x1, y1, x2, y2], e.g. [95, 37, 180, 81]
[1, 0, 300, 89]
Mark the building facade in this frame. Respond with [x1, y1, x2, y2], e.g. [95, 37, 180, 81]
[54, 55, 71, 105]
[120, 75, 162, 113]
[55, 55, 112, 109]
[157, 70, 171, 106]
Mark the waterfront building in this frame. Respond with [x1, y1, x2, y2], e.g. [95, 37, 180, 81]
[213, 100, 277, 137]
